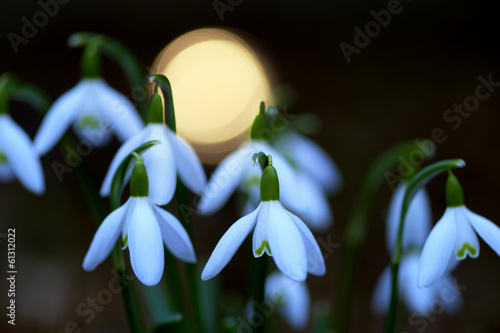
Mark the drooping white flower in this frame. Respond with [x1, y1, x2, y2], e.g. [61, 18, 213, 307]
[198, 140, 301, 216]
[34, 78, 143, 155]
[418, 172, 500, 287]
[273, 131, 342, 196]
[83, 158, 196, 286]
[372, 252, 462, 316]
[201, 156, 325, 282]
[100, 121, 206, 205]
[0, 114, 44, 194]
[273, 132, 342, 230]
[418, 205, 500, 287]
[386, 182, 432, 252]
[265, 271, 310, 330]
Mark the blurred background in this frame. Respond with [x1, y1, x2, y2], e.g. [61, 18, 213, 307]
[1, 0, 500, 332]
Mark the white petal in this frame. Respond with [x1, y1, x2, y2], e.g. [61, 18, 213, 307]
[266, 272, 310, 330]
[275, 132, 342, 195]
[452, 206, 480, 259]
[285, 208, 326, 276]
[100, 127, 147, 197]
[418, 208, 457, 288]
[0, 115, 44, 194]
[386, 184, 432, 252]
[466, 207, 500, 257]
[400, 254, 435, 316]
[34, 80, 88, 155]
[371, 266, 391, 315]
[201, 204, 259, 280]
[435, 274, 463, 314]
[82, 200, 129, 271]
[93, 79, 143, 142]
[267, 201, 307, 281]
[128, 198, 164, 286]
[142, 125, 176, 205]
[253, 201, 271, 257]
[198, 144, 250, 215]
[290, 171, 332, 232]
[153, 205, 196, 263]
[166, 129, 206, 194]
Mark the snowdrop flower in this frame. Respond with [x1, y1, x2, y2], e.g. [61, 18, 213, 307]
[201, 154, 325, 282]
[273, 131, 342, 231]
[0, 113, 44, 194]
[199, 140, 300, 215]
[83, 154, 196, 286]
[198, 105, 303, 217]
[265, 271, 310, 330]
[34, 78, 143, 155]
[372, 252, 462, 316]
[418, 171, 500, 287]
[100, 92, 206, 205]
[386, 182, 432, 252]
[273, 131, 342, 195]
[372, 182, 443, 315]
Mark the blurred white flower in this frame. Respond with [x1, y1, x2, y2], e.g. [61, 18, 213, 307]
[0, 114, 44, 194]
[386, 182, 432, 252]
[198, 140, 301, 215]
[372, 252, 462, 316]
[265, 271, 310, 330]
[35, 78, 143, 155]
[273, 132, 342, 231]
[100, 123, 206, 205]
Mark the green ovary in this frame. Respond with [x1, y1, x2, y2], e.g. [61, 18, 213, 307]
[255, 240, 271, 256]
[457, 242, 476, 258]
[78, 115, 100, 130]
[0, 151, 7, 164]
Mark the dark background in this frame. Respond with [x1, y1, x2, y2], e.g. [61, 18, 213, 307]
[1, 0, 500, 332]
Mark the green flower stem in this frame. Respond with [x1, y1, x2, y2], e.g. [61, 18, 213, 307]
[68, 32, 148, 118]
[148, 74, 176, 131]
[252, 255, 268, 333]
[174, 176, 206, 333]
[81, 44, 101, 78]
[0, 74, 9, 113]
[149, 73, 205, 332]
[332, 141, 435, 333]
[384, 159, 465, 333]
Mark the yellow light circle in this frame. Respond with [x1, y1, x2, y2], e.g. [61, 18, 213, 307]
[151, 28, 273, 164]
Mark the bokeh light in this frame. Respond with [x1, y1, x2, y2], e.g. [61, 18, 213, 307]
[151, 28, 273, 164]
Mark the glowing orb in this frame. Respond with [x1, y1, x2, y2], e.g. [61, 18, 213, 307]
[151, 28, 273, 164]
